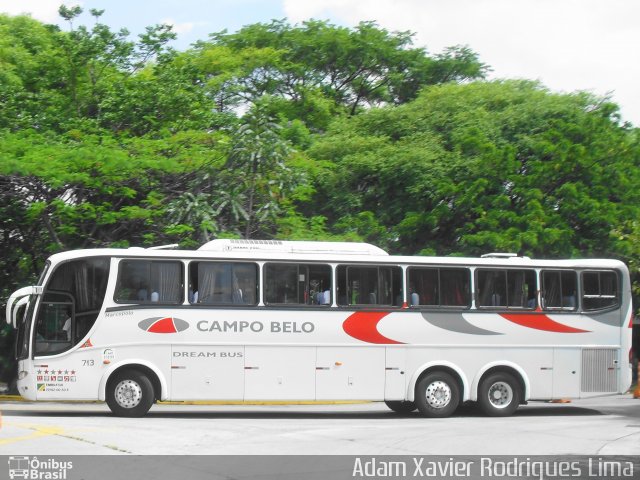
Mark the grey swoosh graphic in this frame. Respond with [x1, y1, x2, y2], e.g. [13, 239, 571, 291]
[421, 312, 502, 335]
[586, 311, 624, 327]
[138, 317, 161, 330]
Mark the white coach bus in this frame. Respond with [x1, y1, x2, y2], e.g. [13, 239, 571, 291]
[5, 240, 633, 417]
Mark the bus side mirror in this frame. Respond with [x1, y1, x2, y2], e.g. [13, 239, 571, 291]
[6, 286, 43, 328]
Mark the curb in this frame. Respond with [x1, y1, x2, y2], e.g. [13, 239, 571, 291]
[0, 395, 369, 406]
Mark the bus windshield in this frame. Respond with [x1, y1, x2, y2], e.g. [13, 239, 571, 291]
[34, 257, 110, 356]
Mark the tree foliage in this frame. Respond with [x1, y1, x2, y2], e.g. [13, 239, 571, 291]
[191, 19, 488, 127]
[309, 80, 640, 261]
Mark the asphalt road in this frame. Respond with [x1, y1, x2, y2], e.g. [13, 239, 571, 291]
[0, 395, 639, 455]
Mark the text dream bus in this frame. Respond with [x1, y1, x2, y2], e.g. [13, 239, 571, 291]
[6, 240, 633, 417]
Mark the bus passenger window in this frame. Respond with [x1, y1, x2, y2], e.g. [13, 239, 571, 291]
[541, 270, 577, 310]
[264, 263, 331, 306]
[476, 269, 536, 309]
[337, 265, 402, 307]
[582, 271, 618, 311]
[408, 267, 470, 308]
[189, 262, 258, 306]
[115, 260, 183, 304]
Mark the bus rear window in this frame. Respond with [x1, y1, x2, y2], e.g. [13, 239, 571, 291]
[115, 260, 183, 304]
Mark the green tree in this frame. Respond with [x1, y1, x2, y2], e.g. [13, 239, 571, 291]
[194, 20, 488, 128]
[224, 106, 297, 237]
[310, 80, 640, 260]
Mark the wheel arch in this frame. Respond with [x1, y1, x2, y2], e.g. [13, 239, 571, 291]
[471, 361, 530, 402]
[99, 360, 167, 402]
[407, 361, 469, 402]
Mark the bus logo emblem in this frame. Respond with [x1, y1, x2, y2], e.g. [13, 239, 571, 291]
[138, 317, 189, 334]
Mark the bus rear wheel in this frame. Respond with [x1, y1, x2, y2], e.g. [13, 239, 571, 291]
[384, 400, 417, 414]
[106, 370, 155, 417]
[477, 372, 520, 417]
[414, 372, 460, 418]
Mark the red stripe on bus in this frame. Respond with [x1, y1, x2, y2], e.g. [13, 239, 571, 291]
[147, 317, 178, 333]
[500, 313, 590, 333]
[342, 312, 404, 344]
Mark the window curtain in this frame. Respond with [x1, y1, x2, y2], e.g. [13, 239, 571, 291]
[156, 262, 181, 303]
[544, 273, 561, 307]
[198, 263, 219, 304]
[508, 271, 525, 307]
[74, 262, 90, 312]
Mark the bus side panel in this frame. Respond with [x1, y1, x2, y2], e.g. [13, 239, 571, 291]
[170, 345, 244, 401]
[552, 348, 580, 398]
[33, 350, 101, 400]
[98, 346, 171, 401]
[384, 347, 407, 400]
[316, 346, 385, 400]
[244, 346, 316, 400]
[405, 347, 553, 401]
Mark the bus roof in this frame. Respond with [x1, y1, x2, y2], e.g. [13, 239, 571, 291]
[198, 239, 389, 256]
[43, 241, 629, 272]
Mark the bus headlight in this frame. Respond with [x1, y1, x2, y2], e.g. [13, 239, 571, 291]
[18, 371, 28, 380]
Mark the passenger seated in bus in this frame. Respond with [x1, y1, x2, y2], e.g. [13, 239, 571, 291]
[562, 295, 576, 308]
[410, 292, 420, 306]
[490, 293, 501, 306]
[315, 290, 330, 305]
[189, 289, 199, 303]
[322, 290, 330, 305]
[137, 286, 149, 302]
[117, 276, 149, 302]
[232, 288, 243, 304]
[62, 306, 72, 341]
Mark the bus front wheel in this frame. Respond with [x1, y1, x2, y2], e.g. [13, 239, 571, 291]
[414, 371, 460, 418]
[384, 400, 417, 414]
[106, 370, 155, 417]
[477, 372, 520, 417]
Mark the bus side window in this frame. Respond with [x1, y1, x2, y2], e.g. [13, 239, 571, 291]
[264, 263, 331, 306]
[408, 267, 438, 306]
[582, 271, 618, 311]
[189, 262, 258, 306]
[337, 265, 402, 307]
[541, 270, 577, 310]
[408, 267, 470, 308]
[115, 260, 183, 305]
[476, 269, 536, 309]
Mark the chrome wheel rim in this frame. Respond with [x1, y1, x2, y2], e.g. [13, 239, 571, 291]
[425, 380, 452, 409]
[114, 379, 143, 409]
[488, 381, 513, 409]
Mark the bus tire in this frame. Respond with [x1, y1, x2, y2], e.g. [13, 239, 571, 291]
[477, 372, 520, 417]
[106, 370, 155, 417]
[384, 400, 417, 414]
[414, 371, 460, 418]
